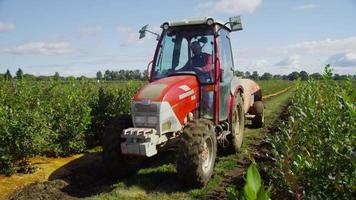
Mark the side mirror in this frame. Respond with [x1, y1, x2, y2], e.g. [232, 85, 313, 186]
[139, 24, 148, 39]
[139, 24, 160, 40]
[229, 16, 243, 31]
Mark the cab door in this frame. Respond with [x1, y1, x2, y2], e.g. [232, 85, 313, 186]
[218, 29, 234, 120]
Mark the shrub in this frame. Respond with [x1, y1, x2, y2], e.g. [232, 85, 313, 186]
[269, 65, 355, 199]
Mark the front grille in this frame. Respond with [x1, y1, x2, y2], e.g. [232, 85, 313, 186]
[134, 103, 158, 113]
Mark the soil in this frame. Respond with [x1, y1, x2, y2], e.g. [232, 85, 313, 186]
[7, 180, 76, 200]
[6, 152, 116, 199]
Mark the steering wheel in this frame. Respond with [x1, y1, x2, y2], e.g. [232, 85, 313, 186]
[186, 66, 211, 80]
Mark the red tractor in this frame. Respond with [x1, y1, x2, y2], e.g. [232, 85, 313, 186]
[103, 16, 264, 187]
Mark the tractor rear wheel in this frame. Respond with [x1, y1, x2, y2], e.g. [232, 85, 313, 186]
[177, 119, 217, 187]
[251, 101, 264, 128]
[230, 93, 245, 152]
[102, 116, 142, 179]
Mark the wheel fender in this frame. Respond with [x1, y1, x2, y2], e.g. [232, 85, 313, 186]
[230, 77, 252, 115]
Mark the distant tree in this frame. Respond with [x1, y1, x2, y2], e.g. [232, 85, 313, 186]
[104, 70, 112, 81]
[251, 71, 259, 80]
[143, 69, 148, 80]
[4, 69, 12, 80]
[300, 70, 309, 81]
[234, 70, 244, 77]
[339, 75, 348, 80]
[282, 75, 288, 80]
[310, 73, 322, 80]
[78, 75, 89, 81]
[66, 76, 76, 81]
[333, 73, 341, 80]
[260, 72, 272, 80]
[273, 74, 282, 80]
[54, 72, 60, 81]
[16, 68, 23, 80]
[23, 74, 36, 81]
[245, 71, 251, 78]
[287, 71, 300, 80]
[96, 71, 103, 81]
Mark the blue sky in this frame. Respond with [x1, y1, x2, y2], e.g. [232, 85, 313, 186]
[0, 0, 355, 77]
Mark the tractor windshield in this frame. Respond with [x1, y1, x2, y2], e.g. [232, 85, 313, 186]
[153, 25, 215, 83]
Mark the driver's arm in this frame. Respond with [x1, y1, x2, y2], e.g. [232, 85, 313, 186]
[199, 54, 213, 73]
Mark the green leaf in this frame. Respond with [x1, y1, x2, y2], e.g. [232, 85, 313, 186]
[243, 163, 262, 200]
[256, 184, 269, 200]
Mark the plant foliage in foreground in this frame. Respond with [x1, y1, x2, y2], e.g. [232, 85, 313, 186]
[226, 163, 270, 200]
[268, 65, 355, 199]
[0, 80, 142, 174]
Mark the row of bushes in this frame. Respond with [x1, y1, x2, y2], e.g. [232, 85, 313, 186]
[0, 80, 143, 174]
[267, 66, 355, 199]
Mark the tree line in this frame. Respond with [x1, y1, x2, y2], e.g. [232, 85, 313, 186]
[1, 68, 355, 81]
[0, 69, 148, 81]
[234, 70, 356, 81]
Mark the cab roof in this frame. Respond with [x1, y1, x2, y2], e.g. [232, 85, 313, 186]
[161, 17, 231, 32]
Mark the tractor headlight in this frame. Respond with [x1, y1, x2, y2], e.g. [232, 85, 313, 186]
[162, 121, 172, 132]
[147, 116, 158, 125]
[134, 116, 146, 124]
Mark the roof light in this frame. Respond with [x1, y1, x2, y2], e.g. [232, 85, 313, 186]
[207, 18, 214, 26]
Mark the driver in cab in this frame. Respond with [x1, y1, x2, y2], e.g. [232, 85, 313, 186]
[183, 41, 213, 82]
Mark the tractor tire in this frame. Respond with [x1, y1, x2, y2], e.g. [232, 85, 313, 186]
[102, 116, 142, 179]
[230, 93, 245, 152]
[177, 119, 217, 188]
[251, 101, 264, 128]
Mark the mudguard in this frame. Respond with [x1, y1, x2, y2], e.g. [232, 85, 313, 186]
[230, 77, 261, 113]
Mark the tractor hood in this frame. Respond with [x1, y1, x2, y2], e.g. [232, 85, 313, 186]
[134, 75, 199, 103]
[133, 75, 200, 123]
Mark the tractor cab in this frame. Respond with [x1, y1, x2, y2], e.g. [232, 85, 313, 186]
[140, 17, 243, 121]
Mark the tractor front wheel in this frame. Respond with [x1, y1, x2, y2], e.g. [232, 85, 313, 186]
[177, 119, 217, 187]
[102, 116, 142, 179]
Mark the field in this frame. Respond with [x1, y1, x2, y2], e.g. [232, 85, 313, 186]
[1, 74, 355, 200]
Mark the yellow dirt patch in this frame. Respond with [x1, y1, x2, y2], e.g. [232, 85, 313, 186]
[0, 154, 83, 200]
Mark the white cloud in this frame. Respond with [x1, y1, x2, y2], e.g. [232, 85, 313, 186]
[0, 22, 15, 32]
[252, 59, 268, 68]
[1, 41, 75, 55]
[276, 55, 300, 69]
[78, 26, 102, 37]
[287, 37, 356, 54]
[239, 36, 356, 58]
[198, 0, 262, 14]
[116, 26, 143, 46]
[294, 4, 318, 10]
[327, 52, 356, 67]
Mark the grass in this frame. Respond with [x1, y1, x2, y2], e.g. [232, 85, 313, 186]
[87, 86, 293, 200]
[256, 80, 294, 96]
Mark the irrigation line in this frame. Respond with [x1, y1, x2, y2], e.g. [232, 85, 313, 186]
[262, 86, 293, 100]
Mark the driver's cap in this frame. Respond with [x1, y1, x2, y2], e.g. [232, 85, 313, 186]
[190, 41, 201, 49]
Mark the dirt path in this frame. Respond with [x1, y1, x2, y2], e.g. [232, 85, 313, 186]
[2, 88, 292, 200]
[201, 93, 290, 199]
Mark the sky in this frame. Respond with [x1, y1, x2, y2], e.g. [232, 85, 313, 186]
[0, 0, 355, 77]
